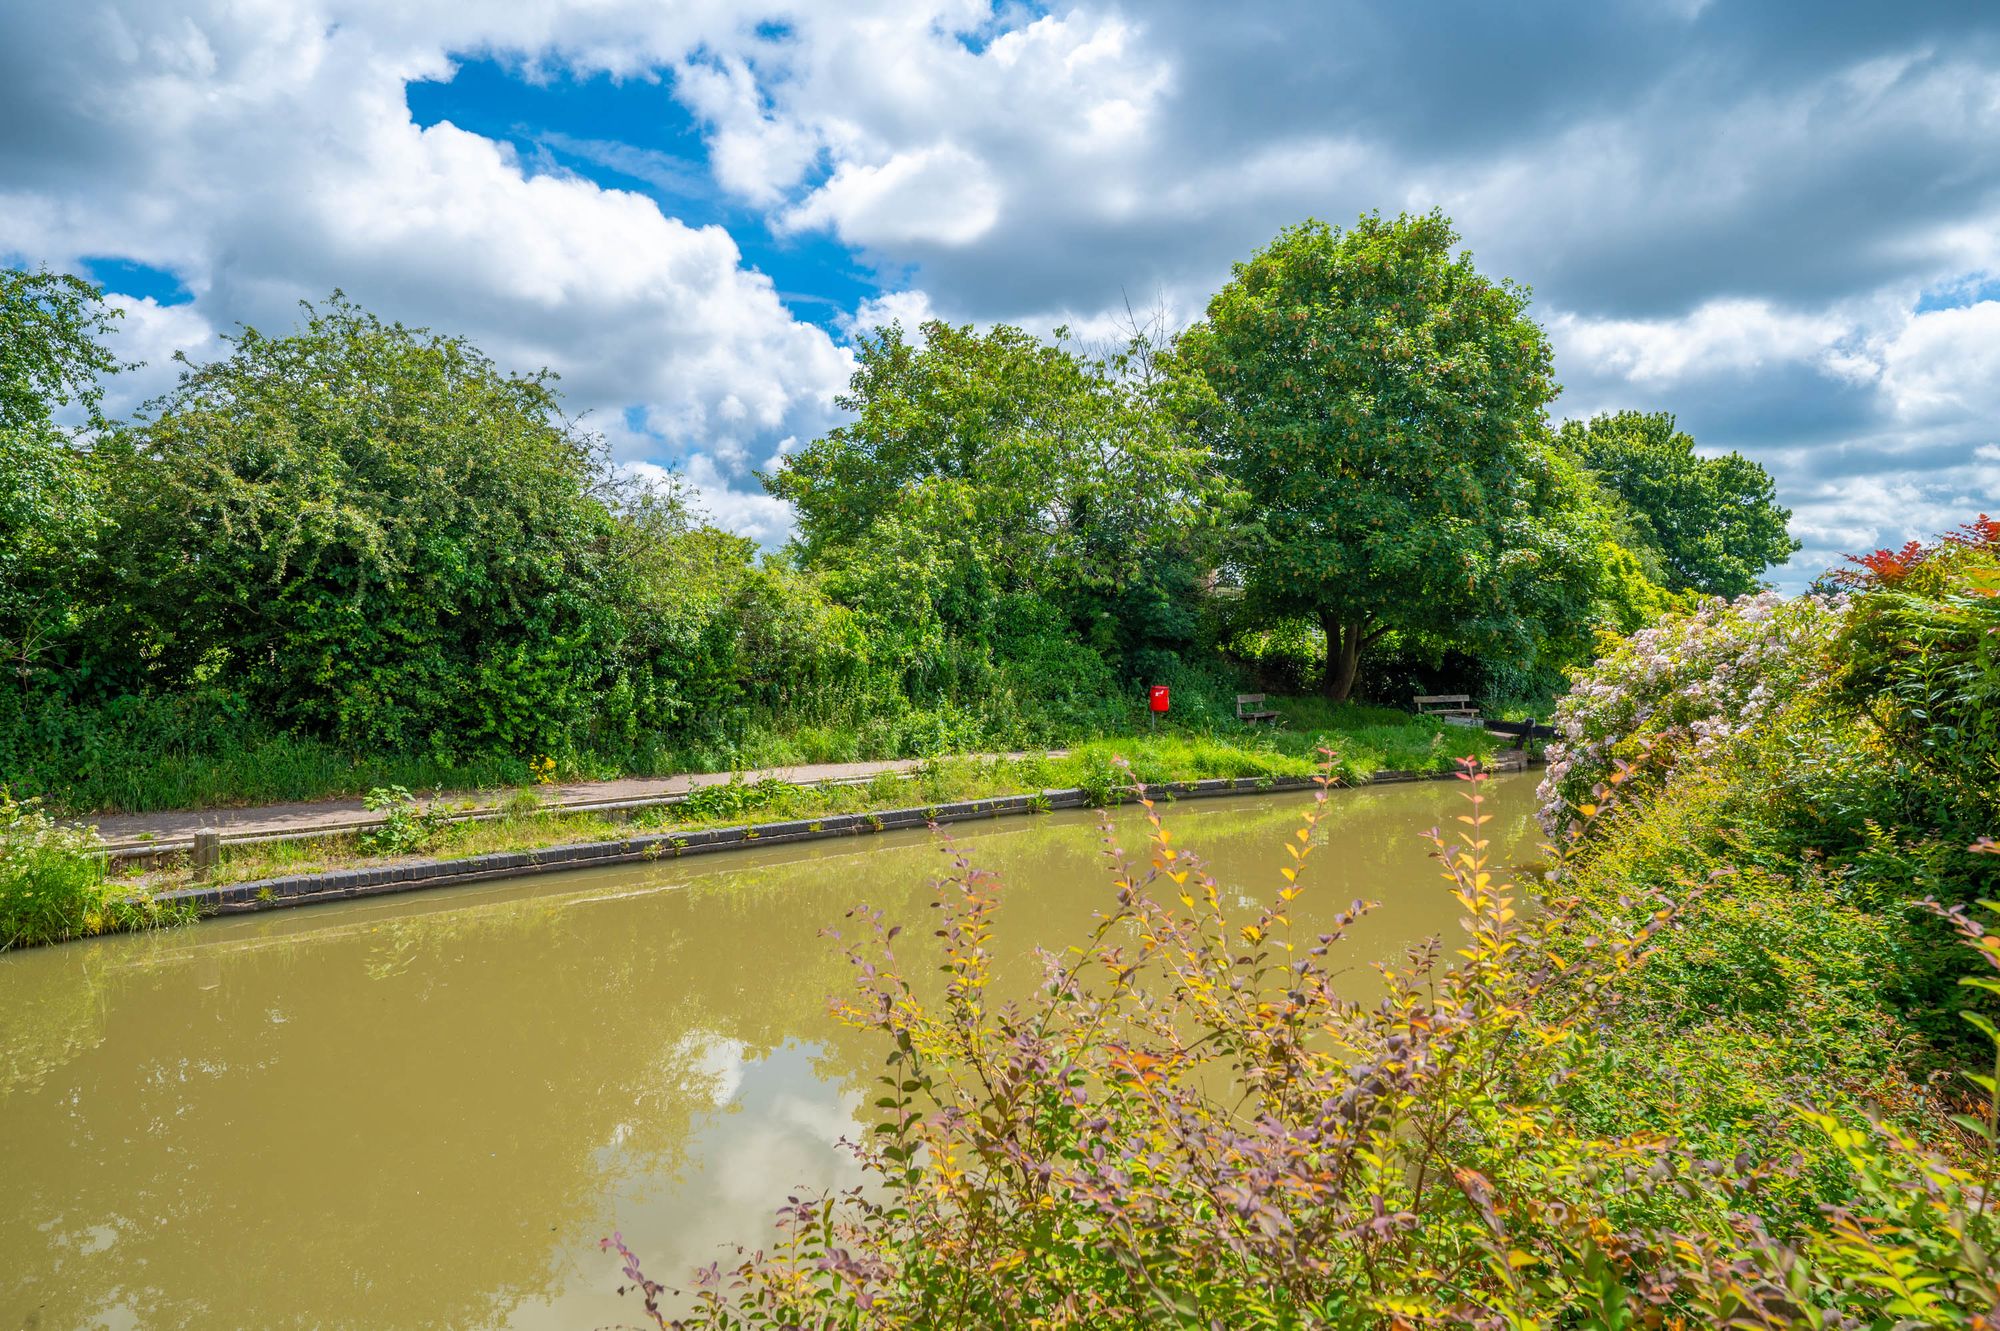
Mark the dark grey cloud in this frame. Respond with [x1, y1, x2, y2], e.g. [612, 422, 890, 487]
[1566, 364, 1882, 454]
[835, 5, 2000, 324]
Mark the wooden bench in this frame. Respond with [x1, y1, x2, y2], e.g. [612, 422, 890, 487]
[1236, 693, 1280, 724]
[1414, 694, 1483, 727]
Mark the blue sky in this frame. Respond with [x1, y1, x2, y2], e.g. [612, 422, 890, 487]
[405, 57, 883, 330]
[77, 256, 191, 307]
[1, 1, 1995, 578]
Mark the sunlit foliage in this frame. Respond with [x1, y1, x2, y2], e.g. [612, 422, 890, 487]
[0, 790, 176, 948]
[604, 520, 2000, 1328]
[0, 268, 124, 684]
[1555, 410, 1799, 598]
[608, 752, 2000, 1327]
[1174, 211, 1618, 702]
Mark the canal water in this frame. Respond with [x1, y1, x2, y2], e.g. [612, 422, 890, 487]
[1, 774, 1540, 1330]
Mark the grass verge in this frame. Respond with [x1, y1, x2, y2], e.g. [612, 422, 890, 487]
[17, 694, 1502, 817]
[109, 723, 1498, 902]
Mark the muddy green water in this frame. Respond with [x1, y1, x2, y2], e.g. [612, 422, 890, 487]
[1, 776, 1539, 1331]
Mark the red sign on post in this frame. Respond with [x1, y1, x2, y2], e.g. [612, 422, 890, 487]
[1148, 685, 1170, 713]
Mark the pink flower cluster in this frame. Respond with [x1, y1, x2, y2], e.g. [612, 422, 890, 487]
[1536, 590, 1847, 833]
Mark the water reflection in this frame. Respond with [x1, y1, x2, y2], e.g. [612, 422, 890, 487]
[0, 776, 1539, 1330]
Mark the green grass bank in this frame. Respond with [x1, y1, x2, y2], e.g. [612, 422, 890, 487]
[4, 713, 1500, 947]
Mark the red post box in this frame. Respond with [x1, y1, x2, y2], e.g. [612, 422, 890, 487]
[1148, 684, 1170, 713]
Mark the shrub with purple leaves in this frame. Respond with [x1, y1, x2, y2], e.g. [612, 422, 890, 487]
[601, 763, 2000, 1328]
[606, 766, 1689, 1327]
[1536, 590, 1846, 835]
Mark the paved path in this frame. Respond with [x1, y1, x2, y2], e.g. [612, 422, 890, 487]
[84, 754, 1065, 851]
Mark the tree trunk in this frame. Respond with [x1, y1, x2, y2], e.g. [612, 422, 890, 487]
[1320, 612, 1365, 703]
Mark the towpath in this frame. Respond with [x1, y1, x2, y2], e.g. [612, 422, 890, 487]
[82, 753, 1065, 853]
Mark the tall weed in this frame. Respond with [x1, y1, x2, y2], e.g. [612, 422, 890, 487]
[0, 791, 177, 948]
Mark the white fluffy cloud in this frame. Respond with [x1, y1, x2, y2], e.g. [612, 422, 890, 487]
[1878, 301, 2000, 423]
[843, 288, 938, 338]
[664, 5, 2000, 582]
[0, 0, 852, 525]
[679, 453, 799, 546]
[678, 9, 1171, 255]
[623, 454, 795, 547]
[671, 56, 822, 207]
[1549, 292, 2000, 583]
[1785, 451, 2000, 582]
[1549, 301, 1859, 389]
[780, 143, 1002, 248]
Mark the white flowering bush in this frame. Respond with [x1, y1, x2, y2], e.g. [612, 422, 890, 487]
[1536, 591, 1847, 833]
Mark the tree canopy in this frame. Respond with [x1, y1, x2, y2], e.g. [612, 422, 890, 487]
[1, 227, 1803, 809]
[769, 319, 1225, 678]
[1174, 211, 1569, 700]
[1556, 409, 1797, 596]
[0, 269, 125, 682]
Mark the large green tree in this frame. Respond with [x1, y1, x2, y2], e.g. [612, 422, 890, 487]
[1176, 211, 1562, 701]
[1555, 410, 1797, 597]
[769, 320, 1223, 677]
[0, 268, 125, 683]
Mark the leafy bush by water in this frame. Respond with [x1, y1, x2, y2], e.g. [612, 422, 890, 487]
[355, 786, 453, 856]
[0, 791, 172, 948]
[1537, 589, 1845, 834]
[676, 778, 810, 823]
[602, 763, 2000, 1327]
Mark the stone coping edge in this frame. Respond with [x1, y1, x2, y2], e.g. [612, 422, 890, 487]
[155, 768, 1484, 918]
[101, 767, 926, 862]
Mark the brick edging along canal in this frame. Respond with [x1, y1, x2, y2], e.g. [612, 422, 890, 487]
[159, 761, 1527, 918]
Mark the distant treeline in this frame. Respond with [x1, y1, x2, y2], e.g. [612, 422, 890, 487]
[0, 211, 1795, 810]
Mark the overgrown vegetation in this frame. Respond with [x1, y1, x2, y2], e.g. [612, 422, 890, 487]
[0, 791, 179, 949]
[356, 785, 453, 857]
[2, 214, 1790, 815]
[604, 519, 2000, 1327]
[1177, 211, 1599, 701]
[14, 195, 1988, 1321]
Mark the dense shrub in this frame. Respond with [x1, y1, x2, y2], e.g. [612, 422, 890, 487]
[86, 298, 675, 755]
[1831, 520, 2000, 802]
[1537, 589, 1845, 832]
[1, 268, 122, 686]
[613, 769, 1681, 1327]
[1550, 740, 1942, 1224]
[1543, 524, 2000, 1061]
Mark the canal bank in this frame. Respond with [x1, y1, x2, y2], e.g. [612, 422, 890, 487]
[155, 757, 1528, 919]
